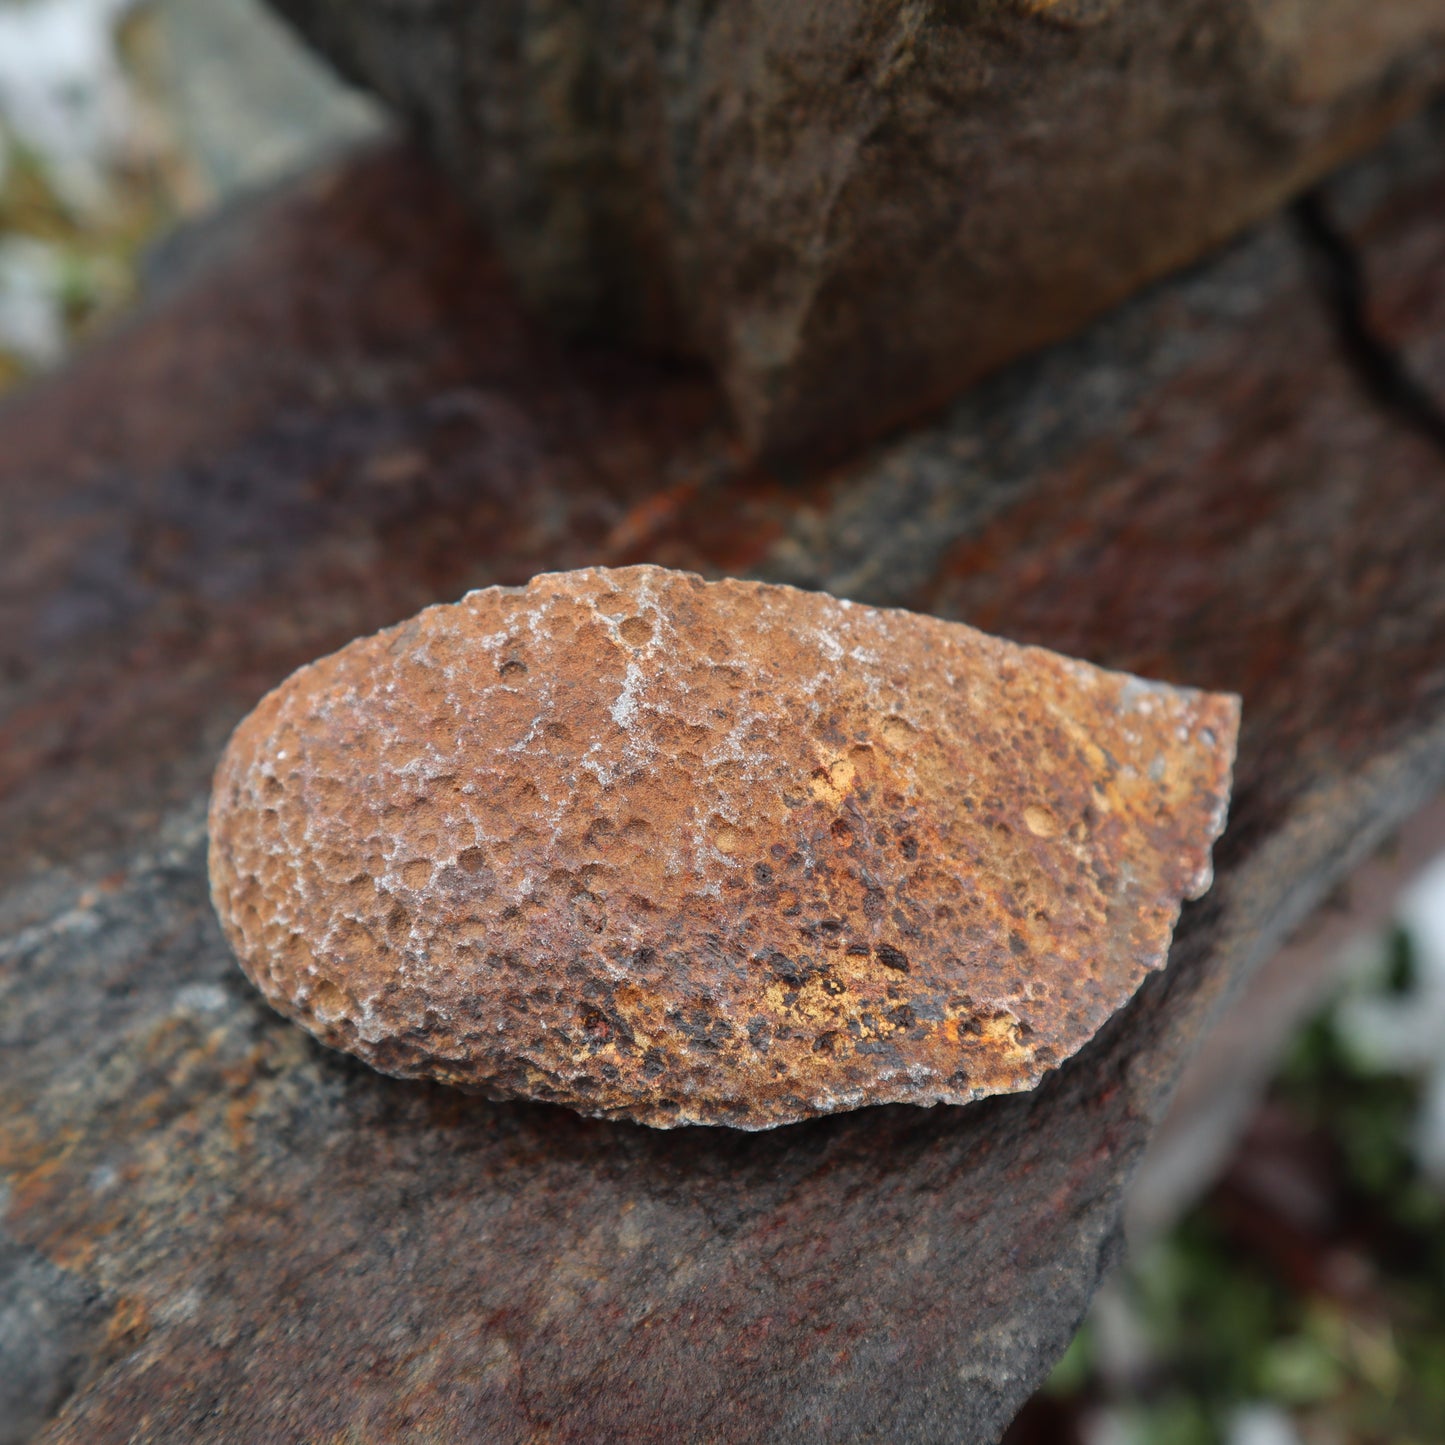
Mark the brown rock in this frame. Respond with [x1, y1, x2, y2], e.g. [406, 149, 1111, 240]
[208, 564, 1238, 1127]
[10, 116, 1445, 1442]
[267, 0, 1445, 456]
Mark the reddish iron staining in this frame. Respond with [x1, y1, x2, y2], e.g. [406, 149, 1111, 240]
[207, 565, 1238, 1128]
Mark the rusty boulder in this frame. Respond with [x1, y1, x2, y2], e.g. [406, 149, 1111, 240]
[207, 565, 1239, 1127]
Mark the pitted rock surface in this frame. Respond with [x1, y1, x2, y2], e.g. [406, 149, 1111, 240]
[207, 565, 1239, 1127]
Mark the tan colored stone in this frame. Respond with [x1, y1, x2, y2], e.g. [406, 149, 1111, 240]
[207, 565, 1239, 1127]
[268, 0, 1445, 456]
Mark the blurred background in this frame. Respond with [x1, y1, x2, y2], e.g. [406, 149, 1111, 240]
[3, 4, 1443, 1442]
[1008, 845, 1445, 1445]
[0, 0, 379, 389]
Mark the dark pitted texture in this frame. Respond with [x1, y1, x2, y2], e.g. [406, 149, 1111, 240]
[208, 566, 1238, 1127]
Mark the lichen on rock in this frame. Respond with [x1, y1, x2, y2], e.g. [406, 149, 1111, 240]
[207, 565, 1239, 1128]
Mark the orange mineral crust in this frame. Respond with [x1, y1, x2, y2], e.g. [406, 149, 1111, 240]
[207, 565, 1239, 1128]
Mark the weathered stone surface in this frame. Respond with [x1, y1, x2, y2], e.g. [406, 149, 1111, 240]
[265, 0, 1445, 455]
[209, 566, 1238, 1127]
[4, 104, 1445, 1444]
